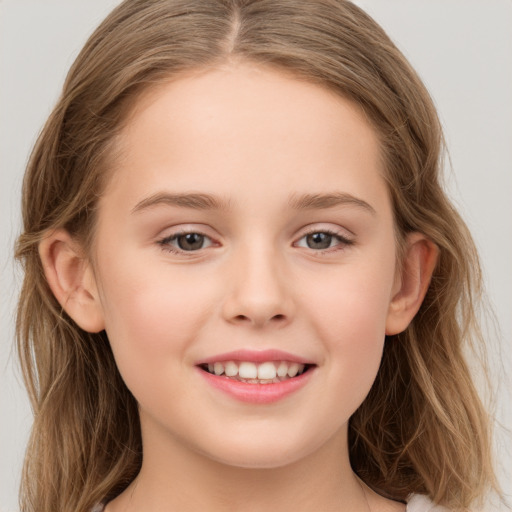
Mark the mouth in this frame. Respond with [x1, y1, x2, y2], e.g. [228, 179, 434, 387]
[198, 360, 313, 384]
[196, 350, 316, 403]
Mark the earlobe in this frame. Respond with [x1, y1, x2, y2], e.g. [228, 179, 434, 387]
[385, 233, 439, 336]
[38, 229, 105, 333]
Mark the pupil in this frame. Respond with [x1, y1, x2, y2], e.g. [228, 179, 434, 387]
[307, 232, 332, 249]
[178, 233, 204, 251]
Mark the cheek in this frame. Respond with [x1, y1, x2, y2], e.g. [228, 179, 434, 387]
[303, 251, 396, 368]
[96, 255, 218, 380]
[303, 264, 395, 418]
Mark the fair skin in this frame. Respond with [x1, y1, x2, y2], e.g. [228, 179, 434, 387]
[40, 62, 437, 511]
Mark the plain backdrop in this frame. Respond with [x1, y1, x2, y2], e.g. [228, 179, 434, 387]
[1, 1, 511, 511]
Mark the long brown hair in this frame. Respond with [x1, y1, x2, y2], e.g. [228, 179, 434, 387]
[15, 1, 498, 510]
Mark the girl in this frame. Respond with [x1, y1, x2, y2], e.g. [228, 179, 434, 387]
[14, 1, 501, 511]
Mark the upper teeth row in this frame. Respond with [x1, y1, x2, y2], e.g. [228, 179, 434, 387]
[207, 361, 306, 380]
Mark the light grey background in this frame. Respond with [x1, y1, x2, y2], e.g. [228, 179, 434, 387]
[1, 1, 511, 510]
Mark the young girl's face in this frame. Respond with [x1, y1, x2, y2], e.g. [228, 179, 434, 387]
[89, 62, 404, 469]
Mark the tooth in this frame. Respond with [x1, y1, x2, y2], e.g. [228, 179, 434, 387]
[287, 363, 300, 377]
[258, 362, 277, 380]
[214, 362, 224, 375]
[297, 364, 305, 375]
[208, 363, 214, 373]
[276, 361, 288, 377]
[238, 362, 257, 379]
[224, 361, 238, 377]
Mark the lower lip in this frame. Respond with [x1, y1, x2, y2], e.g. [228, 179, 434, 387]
[197, 367, 314, 404]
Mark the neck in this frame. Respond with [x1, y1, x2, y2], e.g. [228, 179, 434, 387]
[109, 420, 370, 512]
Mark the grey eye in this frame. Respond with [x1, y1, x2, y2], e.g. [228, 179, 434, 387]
[295, 230, 353, 252]
[176, 233, 207, 251]
[305, 232, 333, 249]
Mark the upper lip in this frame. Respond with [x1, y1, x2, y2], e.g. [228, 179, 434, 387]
[196, 349, 315, 366]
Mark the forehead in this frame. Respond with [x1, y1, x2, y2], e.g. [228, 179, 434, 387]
[104, 62, 387, 212]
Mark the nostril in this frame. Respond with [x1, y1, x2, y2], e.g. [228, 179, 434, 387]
[229, 313, 288, 326]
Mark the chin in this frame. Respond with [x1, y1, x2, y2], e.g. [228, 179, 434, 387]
[209, 449, 305, 470]
[195, 430, 330, 470]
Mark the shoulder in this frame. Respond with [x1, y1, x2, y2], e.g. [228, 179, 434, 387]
[407, 494, 450, 512]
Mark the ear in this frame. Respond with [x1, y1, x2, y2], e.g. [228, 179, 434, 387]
[385, 233, 439, 336]
[39, 229, 105, 333]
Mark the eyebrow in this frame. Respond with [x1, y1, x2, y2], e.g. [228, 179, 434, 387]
[288, 192, 376, 215]
[131, 191, 376, 215]
[131, 192, 233, 214]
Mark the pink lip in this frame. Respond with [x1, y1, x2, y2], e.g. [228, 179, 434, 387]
[197, 366, 314, 404]
[196, 349, 313, 365]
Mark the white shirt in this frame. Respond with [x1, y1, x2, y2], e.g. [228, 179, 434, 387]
[407, 494, 449, 511]
[93, 494, 449, 511]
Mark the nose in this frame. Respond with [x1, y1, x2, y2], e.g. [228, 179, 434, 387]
[221, 243, 294, 329]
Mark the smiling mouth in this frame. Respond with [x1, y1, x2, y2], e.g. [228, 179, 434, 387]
[199, 360, 313, 384]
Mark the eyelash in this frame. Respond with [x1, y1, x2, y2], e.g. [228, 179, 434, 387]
[157, 230, 214, 255]
[297, 228, 354, 254]
[157, 228, 354, 256]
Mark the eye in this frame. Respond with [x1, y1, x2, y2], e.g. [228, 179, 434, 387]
[158, 231, 214, 253]
[295, 229, 353, 252]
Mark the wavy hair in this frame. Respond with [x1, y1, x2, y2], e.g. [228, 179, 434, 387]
[15, 1, 498, 510]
